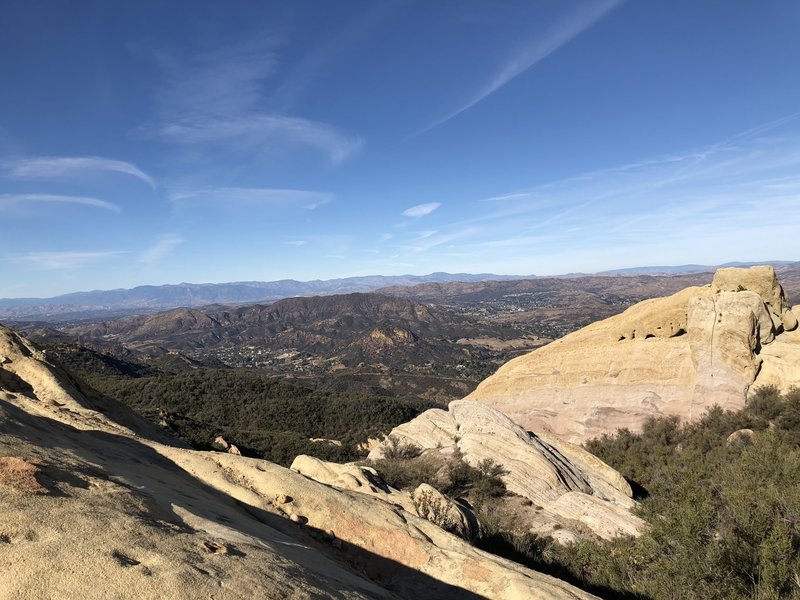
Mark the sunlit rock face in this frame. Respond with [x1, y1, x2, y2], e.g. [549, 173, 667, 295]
[0, 323, 598, 600]
[467, 266, 800, 443]
[370, 399, 645, 542]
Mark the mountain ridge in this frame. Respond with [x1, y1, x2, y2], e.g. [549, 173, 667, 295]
[4, 261, 797, 320]
[0, 273, 532, 319]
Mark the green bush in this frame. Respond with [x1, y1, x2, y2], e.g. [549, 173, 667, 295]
[548, 388, 800, 599]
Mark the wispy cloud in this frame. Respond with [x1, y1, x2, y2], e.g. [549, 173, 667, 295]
[417, 0, 622, 135]
[0, 193, 121, 213]
[139, 234, 183, 264]
[3, 156, 156, 188]
[402, 202, 441, 217]
[480, 192, 533, 203]
[391, 114, 800, 272]
[399, 228, 477, 253]
[150, 116, 361, 165]
[170, 187, 333, 209]
[154, 39, 279, 120]
[304, 196, 332, 210]
[143, 39, 362, 164]
[283, 240, 308, 246]
[18, 251, 124, 270]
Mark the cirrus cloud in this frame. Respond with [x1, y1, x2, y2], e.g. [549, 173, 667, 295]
[3, 156, 156, 188]
[402, 202, 441, 217]
[139, 234, 184, 264]
[17, 251, 125, 270]
[0, 193, 121, 213]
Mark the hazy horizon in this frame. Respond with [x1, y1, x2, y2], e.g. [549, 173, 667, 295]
[2, 259, 798, 302]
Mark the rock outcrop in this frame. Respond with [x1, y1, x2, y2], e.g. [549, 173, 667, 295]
[369, 400, 644, 541]
[290, 454, 417, 512]
[0, 323, 596, 599]
[291, 455, 480, 541]
[411, 483, 480, 540]
[467, 266, 800, 443]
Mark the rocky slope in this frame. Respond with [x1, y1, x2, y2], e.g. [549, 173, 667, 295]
[367, 400, 644, 543]
[0, 323, 595, 599]
[468, 266, 800, 443]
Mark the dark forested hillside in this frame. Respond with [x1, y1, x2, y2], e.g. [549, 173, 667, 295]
[75, 366, 437, 466]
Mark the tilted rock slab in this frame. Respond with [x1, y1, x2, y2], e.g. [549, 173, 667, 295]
[290, 454, 418, 513]
[0, 323, 595, 600]
[467, 266, 800, 443]
[290, 455, 480, 540]
[369, 400, 644, 541]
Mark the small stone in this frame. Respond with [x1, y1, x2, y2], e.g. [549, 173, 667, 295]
[275, 494, 292, 505]
[331, 539, 342, 549]
[211, 436, 229, 451]
[227, 444, 241, 456]
[726, 428, 755, 445]
[200, 540, 229, 555]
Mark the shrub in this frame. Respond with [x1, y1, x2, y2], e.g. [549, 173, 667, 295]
[551, 389, 800, 599]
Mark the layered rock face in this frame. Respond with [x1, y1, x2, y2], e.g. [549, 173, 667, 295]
[467, 266, 800, 443]
[368, 400, 644, 542]
[0, 323, 595, 599]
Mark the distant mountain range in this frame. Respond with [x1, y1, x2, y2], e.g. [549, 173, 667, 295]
[595, 260, 799, 276]
[1, 262, 796, 320]
[0, 273, 530, 320]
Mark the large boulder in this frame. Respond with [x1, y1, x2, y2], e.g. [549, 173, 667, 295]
[369, 400, 644, 541]
[467, 266, 800, 442]
[412, 483, 479, 540]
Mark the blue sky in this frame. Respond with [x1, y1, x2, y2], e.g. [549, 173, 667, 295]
[1, 1, 799, 297]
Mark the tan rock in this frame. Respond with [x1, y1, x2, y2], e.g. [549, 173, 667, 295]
[356, 437, 382, 452]
[711, 266, 796, 332]
[726, 429, 755, 445]
[547, 493, 643, 539]
[227, 444, 241, 456]
[412, 483, 479, 540]
[290, 454, 415, 512]
[291, 457, 479, 540]
[0, 323, 597, 599]
[309, 437, 343, 446]
[212, 435, 229, 451]
[752, 326, 800, 394]
[369, 400, 644, 541]
[468, 266, 800, 443]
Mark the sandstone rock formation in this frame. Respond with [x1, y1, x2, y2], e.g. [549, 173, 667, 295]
[290, 454, 417, 512]
[0, 323, 595, 599]
[467, 266, 800, 443]
[369, 400, 644, 541]
[291, 455, 480, 540]
[412, 483, 480, 540]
